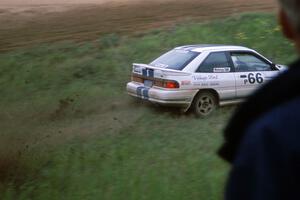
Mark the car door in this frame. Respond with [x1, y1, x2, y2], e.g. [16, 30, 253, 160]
[194, 51, 236, 101]
[230, 51, 279, 98]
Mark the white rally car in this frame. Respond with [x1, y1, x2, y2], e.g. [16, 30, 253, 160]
[126, 45, 286, 117]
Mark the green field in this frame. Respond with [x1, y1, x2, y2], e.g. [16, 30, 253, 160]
[0, 13, 296, 200]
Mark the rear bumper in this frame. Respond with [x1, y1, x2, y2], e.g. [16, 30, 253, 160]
[126, 82, 196, 108]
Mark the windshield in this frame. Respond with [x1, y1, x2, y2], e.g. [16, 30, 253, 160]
[150, 49, 200, 70]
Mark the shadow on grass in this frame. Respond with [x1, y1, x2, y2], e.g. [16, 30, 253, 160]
[0, 150, 29, 187]
[128, 96, 237, 119]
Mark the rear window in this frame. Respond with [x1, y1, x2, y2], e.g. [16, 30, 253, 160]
[150, 49, 200, 70]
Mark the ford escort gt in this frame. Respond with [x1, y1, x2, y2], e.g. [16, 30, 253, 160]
[126, 45, 286, 117]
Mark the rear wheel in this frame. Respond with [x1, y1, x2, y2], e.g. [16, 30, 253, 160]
[192, 91, 218, 117]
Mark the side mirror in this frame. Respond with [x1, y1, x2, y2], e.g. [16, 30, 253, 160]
[275, 64, 289, 71]
[271, 63, 278, 71]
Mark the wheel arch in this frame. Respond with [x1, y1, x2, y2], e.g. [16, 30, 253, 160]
[185, 89, 220, 112]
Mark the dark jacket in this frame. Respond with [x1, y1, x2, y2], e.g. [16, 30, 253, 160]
[218, 59, 300, 199]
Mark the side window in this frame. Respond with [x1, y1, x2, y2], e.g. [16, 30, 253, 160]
[231, 52, 273, 72]
[197, 52, 231, 73]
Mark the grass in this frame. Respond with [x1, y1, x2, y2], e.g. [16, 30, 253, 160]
[0, 13, 296, 199]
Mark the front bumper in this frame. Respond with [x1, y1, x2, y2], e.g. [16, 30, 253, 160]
[126, 82, 196, 108]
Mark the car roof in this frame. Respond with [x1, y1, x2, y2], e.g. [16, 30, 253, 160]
[175, 44, 253, 53]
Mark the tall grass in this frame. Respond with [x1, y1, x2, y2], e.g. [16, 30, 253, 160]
[0, 13, 295, 199]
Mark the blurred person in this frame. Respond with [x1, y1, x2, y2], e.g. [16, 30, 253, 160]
[218, 0, 300, 199]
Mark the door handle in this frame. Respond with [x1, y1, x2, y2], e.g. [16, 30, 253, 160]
[240, 75, 247, 78]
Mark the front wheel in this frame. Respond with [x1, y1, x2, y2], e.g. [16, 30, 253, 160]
[191, 92, 218, 117]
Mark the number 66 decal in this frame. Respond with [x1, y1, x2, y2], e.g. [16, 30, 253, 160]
[248, 73, 264, 84]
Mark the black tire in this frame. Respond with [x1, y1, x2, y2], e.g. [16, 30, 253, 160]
[191, 91, 218, 117]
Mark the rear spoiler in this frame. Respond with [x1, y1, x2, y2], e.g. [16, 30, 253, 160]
[132, 63, 191, 77]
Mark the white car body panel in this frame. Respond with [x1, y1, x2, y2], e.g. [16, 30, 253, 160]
[126, 45, 287, 111]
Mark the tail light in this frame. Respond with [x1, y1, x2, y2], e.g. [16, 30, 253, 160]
[163, 80, 179, 89]
[131, 73, 179, 89]
[131, 75, 143, 83]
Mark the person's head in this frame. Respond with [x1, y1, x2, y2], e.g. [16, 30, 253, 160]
[278, 0, 300, 53]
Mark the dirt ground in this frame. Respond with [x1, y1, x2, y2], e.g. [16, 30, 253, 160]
[0, 0, 277, 52]
[0, 0, 167, 5]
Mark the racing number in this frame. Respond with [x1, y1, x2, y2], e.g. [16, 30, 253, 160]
[248, 73, 256, 84]
[245, 73, 264, 84]
[256, 73, 264, 83]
